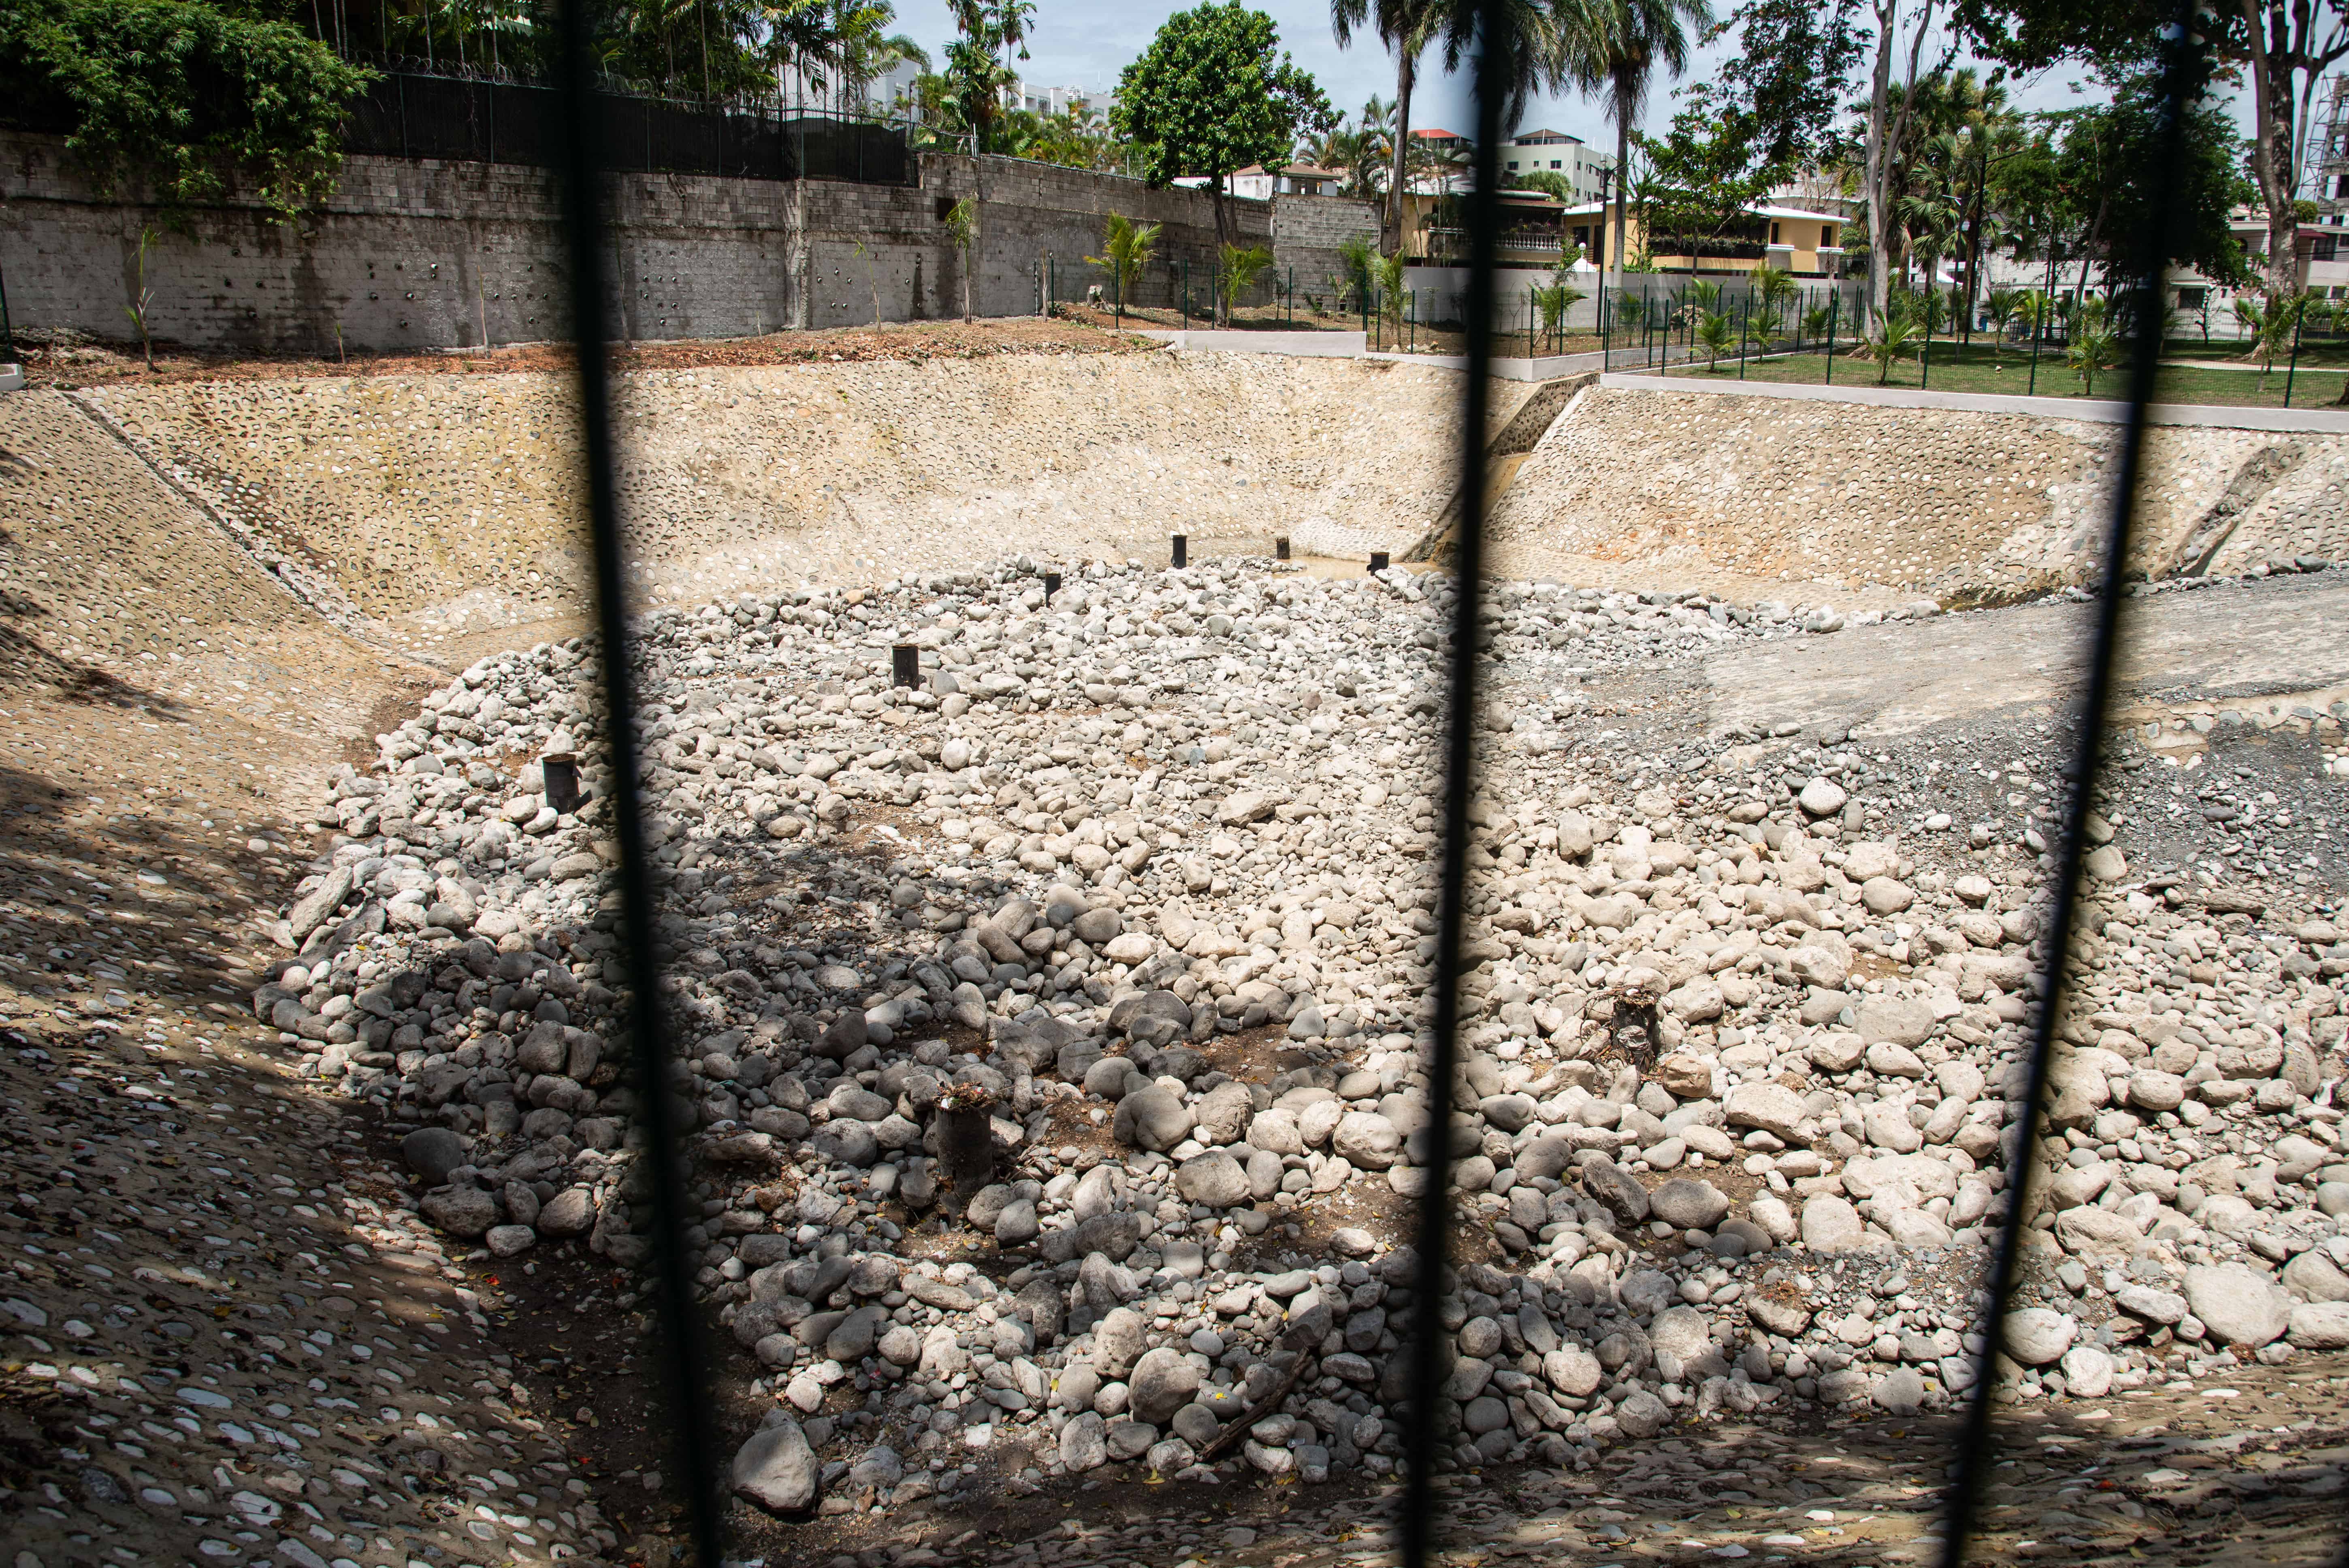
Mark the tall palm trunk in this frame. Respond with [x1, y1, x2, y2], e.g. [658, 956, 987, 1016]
[1611, 73, 1633, 296]
[1385, 49, 1416, 257]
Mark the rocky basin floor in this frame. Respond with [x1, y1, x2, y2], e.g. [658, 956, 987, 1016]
[213, 551, 2349, 1562]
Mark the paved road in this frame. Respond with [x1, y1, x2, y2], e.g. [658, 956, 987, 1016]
[1698, 573, 2349, 739]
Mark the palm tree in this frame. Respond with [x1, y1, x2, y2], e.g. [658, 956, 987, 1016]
[1332, 0, 1600, 256]
[1087, 213, 1161, 324]
[1749, 263, 1796, 341]
[1558, 0, 1712, 301]
[1695, 309, 1734, 372]
[2067, 296, 2121, 396]
[1863, 309, 1922, 386]
[1983, 284, 2024, 365]
[1332, 0, 1447, 256]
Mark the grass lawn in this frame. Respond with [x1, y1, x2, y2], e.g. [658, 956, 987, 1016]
[1643, 339, 2349, 409]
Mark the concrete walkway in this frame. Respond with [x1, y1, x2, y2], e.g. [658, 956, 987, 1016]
[1596, 371, 2349, 433]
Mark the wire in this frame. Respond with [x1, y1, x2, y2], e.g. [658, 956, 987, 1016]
[550, 1, 727, 1563]
[1934, 11, 2202, 1568]
[1399, 0, 1508, 1561]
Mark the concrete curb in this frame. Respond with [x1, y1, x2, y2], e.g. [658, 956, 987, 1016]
[0, 364, 24, 393]
[1141, 330, 1367, 357]
[1594, 371, 2349, 432]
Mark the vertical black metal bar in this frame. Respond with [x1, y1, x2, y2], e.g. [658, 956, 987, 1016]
[1935, 12, 2198, 1568]
[0, 251, 15, 364]
[1402, 0, 1502, 1559]
[550, 4, 725, 1565]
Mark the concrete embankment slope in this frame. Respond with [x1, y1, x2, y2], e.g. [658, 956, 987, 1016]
[79, 351, 1503, 659]
[1489, 385, 2349, 604]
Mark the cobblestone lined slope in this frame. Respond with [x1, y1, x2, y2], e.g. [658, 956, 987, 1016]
[1490, 390, 2349, 601]
[79, 354, 1507, 660]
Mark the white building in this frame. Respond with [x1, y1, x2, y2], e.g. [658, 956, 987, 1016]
[1227, 164, 1346, 200]
[1499, 129, 1614, 204]
[1008, 81, 1109, 123]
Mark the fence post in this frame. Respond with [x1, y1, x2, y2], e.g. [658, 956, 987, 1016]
[2285, 304, 2304, 406]
[1601, 283, 1610, 369]
[2027, 299, 2041, 395]
[1737, 294, 1749, 378]
[1181, 259, 1189, 329]
[1825, 289, 1837, 384]
[1921, 290, 1933, 389]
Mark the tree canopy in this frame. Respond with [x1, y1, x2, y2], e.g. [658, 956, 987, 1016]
[1113, 2, 1335, 208]
[0, 0, 373, 218]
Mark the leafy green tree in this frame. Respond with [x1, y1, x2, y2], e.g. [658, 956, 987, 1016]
[1087, 213, 1162, 321]
[1627, 0, 1864, 263]
[1114, 2, 1333, 324]
[942, 0, 1036, 155]
[0, 0, 373, 221]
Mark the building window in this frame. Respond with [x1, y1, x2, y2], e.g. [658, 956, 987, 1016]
[1550, 160, 1562, 168]
[2177, 286, 2206, 310]
[2315, 234, 2340, 261]
[1507, 160, 1519, 169]
[1770, 222, 1782, 245]
[1574, 226, 1590, 249]
[1822, 225, 1836, 248]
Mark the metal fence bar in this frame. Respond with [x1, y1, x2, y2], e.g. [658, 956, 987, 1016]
[1401, 0, 1506, 1557]
[1934, 13, 2199, 1567]
[551, 4, 727, 1565]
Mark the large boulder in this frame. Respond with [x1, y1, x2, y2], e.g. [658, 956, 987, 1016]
[1799, 1195, 1865, 1252]
[1112, 1085, 1194, 1152]
[400, 1127, 469, 1187]
[1174, 1151, 1251, 1208]
[1331, 1112, 1401, 1170]
[1648, 1178, 1730, 1231]
[1724, 1082, 1808, 1142]
[1128, 1346, 1202, 1424]
[2002, 1308, 2076, 1366]
[731, 1418, 818, 1513]
[1581, 1157, 1650, 1225]
[2184, 1264, 2291, 1348]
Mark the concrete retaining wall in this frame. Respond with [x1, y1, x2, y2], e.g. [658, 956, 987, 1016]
[0, 132, 1356, 353]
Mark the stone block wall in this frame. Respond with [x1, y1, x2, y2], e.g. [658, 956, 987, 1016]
[0, 132, 1354, 352]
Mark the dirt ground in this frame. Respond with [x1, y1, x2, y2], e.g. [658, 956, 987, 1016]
[7, 326, 2349, 1568]
[11, 316, 1160, 392]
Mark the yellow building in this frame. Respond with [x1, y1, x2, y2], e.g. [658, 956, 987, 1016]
[1558, 200, 1849, 277]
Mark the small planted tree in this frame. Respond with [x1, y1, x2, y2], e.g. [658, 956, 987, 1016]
[1085, 213, 1161, 324]
[1750, 264, 1796, 342]
[1373, 247, 1406, 343]
[1336, 232, 1377, 315]
[944, 197, 978, 323]
[124, 226, 159, 372]
[1863, 309, 1921, 386]
[2068, 298, 2122, 397]
[1218, 243, 1275, 319]
[1801, 301, 1833, 347]
[1532, 276, 1588, 347]
[1984, 285, 2023, 365]
[1695, 309, 1735, 372]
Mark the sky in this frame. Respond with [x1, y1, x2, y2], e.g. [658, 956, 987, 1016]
[890, 0, 2255, 152]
